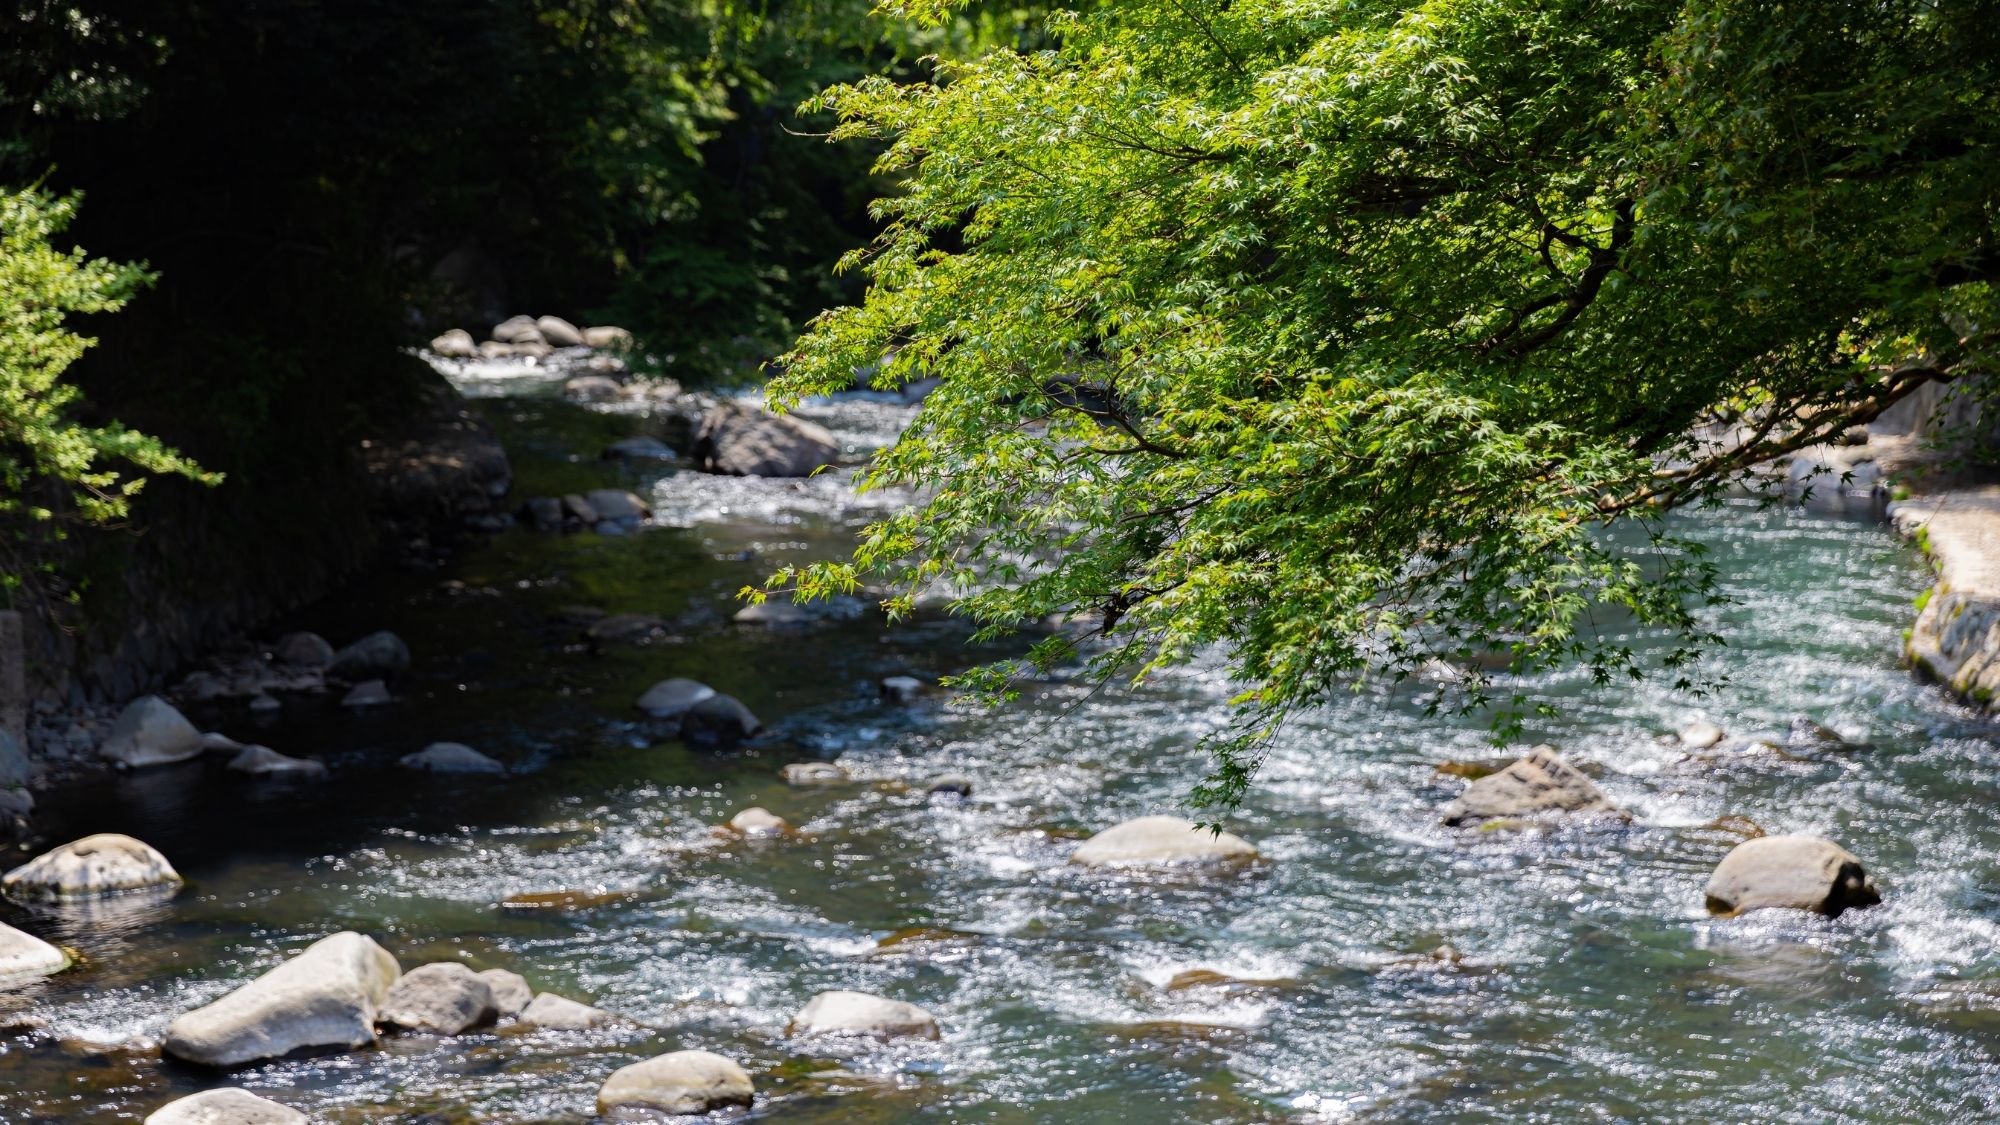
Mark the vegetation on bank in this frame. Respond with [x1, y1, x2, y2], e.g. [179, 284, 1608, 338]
[768, 0, 1999, 806]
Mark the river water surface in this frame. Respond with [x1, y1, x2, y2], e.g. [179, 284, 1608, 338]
[2, 368, 1997, 1123]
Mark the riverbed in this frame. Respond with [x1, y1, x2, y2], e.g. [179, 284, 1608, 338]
[2, 368, 1996, 1123]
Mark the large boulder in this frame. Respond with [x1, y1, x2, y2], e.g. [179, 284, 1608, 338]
[163, 932, 401, 1067]
[477, 968, 533, 1017]
[0, 920, 68, 981]
[491, 315, 540, 344]
[519, 991, 611, 1029]
[788, 990, 939, 1040]
[680, 694, 761, 745]
[1071, 815, 1257, 869]
[3, 834, 182, 901]
[327, 631, 410, 681]
[1705, 835, 1882, 917]
[1438, 746, 1619, 826]
[428, 328, 477, 359]
[692, 404, 840, 477]
[399, 742, 505, 775]
[379, 962, 497, 1035]
[98, 695, 204, 768]
[273, 631, 336, 668]
[144, 1088, 306, 1125]
[535, 315, 584, 347]
[597, 1050, 754, 1116]
[635, 678, 716, 718]
[226, 745, 328, 778]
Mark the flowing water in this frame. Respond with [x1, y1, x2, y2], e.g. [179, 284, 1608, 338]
[2, 369, 1997, 1123]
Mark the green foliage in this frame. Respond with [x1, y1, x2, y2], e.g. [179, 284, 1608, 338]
[769, 0, 2000, 806]
[0, 187, 214, 529]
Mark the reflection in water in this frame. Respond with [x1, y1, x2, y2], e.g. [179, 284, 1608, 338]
[1, 387, 1996, 1123]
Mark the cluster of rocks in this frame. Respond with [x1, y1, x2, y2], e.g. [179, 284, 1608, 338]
[429, 315, 632, 362]
[1433, 720, 1884, 918]
[164, 628, 411, 725]
[517, 487, 652, 536]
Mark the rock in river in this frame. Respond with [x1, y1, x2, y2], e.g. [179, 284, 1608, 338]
[340, 680, 391, 708]
[1679, 721, 1726, 749]
[226, 745, 328, 778]
[97, 695, 204, 768]
[272, 631, 335, 668]
[732, 600, 810, 626]
[144, 1088, 306, 1125]
[519, 991, 611, 1029]
[327, 630, 411, 681]
[379, 962, 496, 1035]
[582, 325, 633, 350]
[428, 328, 476, 359]
[680, 694, 761, 744]
[635, 677, 716, 718]
[1705, 835, 1882, 917]
[535, 315, 584, 347]
[692, 403, 839, 477]
[0, 920, 68, 982]
[788, 990, 940, 1040]
[597, 1050, 754, 1116]
[400, 742, 505, 775]
[3, 834, 182, 901]
[477, 968, 533, 1018]
[583, 488, 649, 521]
[727, 807, 789, 836]
[164, 932, 401, 1067]
[1438, 746, 1619, 826]
[880, 675, 925, 704]
[1071, 815, 1257, 869]
[781, 761, 849, 786]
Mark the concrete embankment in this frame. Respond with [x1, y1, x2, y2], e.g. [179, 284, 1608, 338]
[1891, 489, 2000, 707]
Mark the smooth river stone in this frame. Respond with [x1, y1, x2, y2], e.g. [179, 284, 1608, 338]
[378, 962, 496, 1034]
[1071, 815, 1257, 868]
[2, 833, 182, 901]
[727, 807, 789, 836]
[597, 1050, 754, 1116]
[1705, 834, 1882, 917]
[97, 695, 204, 768]
[226, 745, 327, 777]
[519, 991, 611, 1029]
[163, 932, 401, 1067]
[476, 969, 533, 1017]
[143, 1088, 306, 1125]
[0, 921, 68, 982]
[635, 677, 715, 718]
[780, 761, 849, 786]
[399, 742, 504, 774]
[788, 990, 939, 1039]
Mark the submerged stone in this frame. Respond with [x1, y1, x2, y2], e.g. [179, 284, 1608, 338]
[226, 745, 328, 777]
[634, 677, 716, 718]
[327, 631, 410, 681]
[400, 742, 505, 774]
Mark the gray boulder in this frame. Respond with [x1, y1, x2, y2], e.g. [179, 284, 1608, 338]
[273, 632, 335, 668]
[0, 920, 68, 982]
[680, 693, 761, 745]
[428, 329, 477, 359]
[597, 1050, 754, 1116]
[604, 436, 675, 461]
[328, 631, 410, 681]
[1071, 815, 1257, 869]
[226, 745, 328, 778]
[535, 315, 584, 347]
[788, 989, 939, 1039]
[1705, 835, 1881, 917]
[400, 742, 505, 775]
[340, 680, 391, 708]
[379, 962, 496, 1035]
[98, 695, 205, 768]
[582, 325, 633, 351]
[144, 1088, 306, 1125]
[476, 968, 533, 1017]
[635, 677, 716, 718]
[1438, 746, 1619, 826]
[692, 404, 840, 477]
[583, 488, 648, 521]
[3, 833, 182, 901]
[519, 991, 611, 1029]
[163, 932, 401, 1067]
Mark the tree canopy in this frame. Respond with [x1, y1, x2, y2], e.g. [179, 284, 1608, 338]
[769, 0, 2000, 806]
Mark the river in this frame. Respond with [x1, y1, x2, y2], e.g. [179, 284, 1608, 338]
[1, 366, 1996, 1122]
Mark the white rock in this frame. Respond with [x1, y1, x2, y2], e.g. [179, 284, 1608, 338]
[1679, 720, 1726, 749]
[144, 1088, 306, 1125]
[3, 834, 182, 901]
[98, 695, 204, 768]
[597, 1050, 754, 1116]
[732, 600, 809, 626]
[781, 762, 849, 786]
[399, 742, 505, 775]
[477, 968, 533, 1017]
[1705, 834, 1882, 917]
[0, 920, 68, 982]
[635, 678, 716, 718]
[163, 932, 401, 1067]
[227, 745, 328, 777]
[727, 807, 789, 835]
[534, 315, 584, 347]
[428, 329, 477, 359]
[379, 962, 496, 1034]
[582, 325, 633, 350]
[519, 991, 610, 1029]
[1071, 815, 1257, 869]
[788, 989, 939, 1039]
